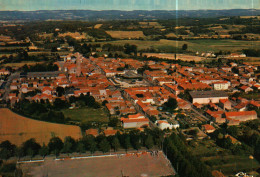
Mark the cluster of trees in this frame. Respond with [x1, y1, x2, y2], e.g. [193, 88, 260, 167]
[163, 133, 212, 177]
[243, 49, 260, 57]
[21, 62, 58, 72]
[12, 93, 101, 124]
[223, 121, 260, 161]
[210, 124, 255, 157]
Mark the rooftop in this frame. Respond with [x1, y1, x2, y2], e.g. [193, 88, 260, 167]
[189, 90, 228, 99]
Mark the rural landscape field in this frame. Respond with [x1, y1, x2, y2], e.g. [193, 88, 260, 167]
[0, 109, 82, 145]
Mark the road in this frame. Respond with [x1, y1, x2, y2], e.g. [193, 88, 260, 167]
[2, 72, 20, 101]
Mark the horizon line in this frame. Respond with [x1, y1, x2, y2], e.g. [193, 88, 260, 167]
[0, 8, 259, 12]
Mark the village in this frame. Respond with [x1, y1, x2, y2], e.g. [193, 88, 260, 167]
[0, 52, 259, 141]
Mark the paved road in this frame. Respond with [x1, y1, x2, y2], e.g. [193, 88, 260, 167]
[2, 72, 20, 101]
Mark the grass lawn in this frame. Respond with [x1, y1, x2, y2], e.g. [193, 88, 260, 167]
[62, 107, 109, 123]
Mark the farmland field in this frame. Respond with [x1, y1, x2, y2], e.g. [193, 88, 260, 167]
[0, 108, 82, 146]
[105, 31, 145, 39]
[96, 39, 260, 52]
[62, 108, 109, 123]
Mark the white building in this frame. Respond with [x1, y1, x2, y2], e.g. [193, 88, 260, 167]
[155, 120, 179, 130]
[213, 81, 230, 90]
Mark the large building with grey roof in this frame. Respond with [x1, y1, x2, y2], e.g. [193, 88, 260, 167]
[189, 90, 228, 104]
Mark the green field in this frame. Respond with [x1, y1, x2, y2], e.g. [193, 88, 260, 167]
[188, 140, 225, 156]
[62, 108, 109, 123]
[189, 139, 260, 176]
[202, 155, 260, 176]
[96, 39, 260, 53]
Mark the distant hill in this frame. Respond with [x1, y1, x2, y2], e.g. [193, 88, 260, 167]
[0, 9, 260, 21]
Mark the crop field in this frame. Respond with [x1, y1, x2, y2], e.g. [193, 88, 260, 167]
[105, 31, 145, 39]
[0, 108, 82, 146]
[20, 151, 175, 177]
[96, 39, 260, 53]
[62, 108, 109, 123]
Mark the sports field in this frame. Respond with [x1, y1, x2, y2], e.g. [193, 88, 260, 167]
[20, 151, 175, 177]
[0, 108, 82, 145]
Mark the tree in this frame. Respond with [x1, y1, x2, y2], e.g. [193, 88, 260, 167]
[129, 130, 141, 150]
[39, 143, 49, 158]
[182, 44, 188, 51]
[56, 87, 65, 97]
[145, 135, 154, 149]
[48, 137, 63, 156]
[163, 97, 178, 111]
[21, 138, 41, 157]
[62, 136, 76, 154]
[76, 142, 86, 154]
[111, 137, 120, 152]
[99, 138, 111, 153]
[108, 118, 119, 127]
[0, 141, 16, 160]
[123, 135, 131, 152]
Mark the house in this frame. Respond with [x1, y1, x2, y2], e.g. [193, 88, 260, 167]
[240, 85, 253, 93]
[42, 87, 52, 95]
[225, 111, 257, 123]
[121, 113, 149, 129]
[85, 129, 99, 137]
[10, 83, 19, 90]
[225, 134, 241, 145]
[219, 99, 232, 110]
[0, 68, 10, 75]
[189, 90, 228, 104]
[155, 120, 177, 130]
[103, 129, 120, 136]
[212, 170, 225, 177]
[201, 124, 216, 134]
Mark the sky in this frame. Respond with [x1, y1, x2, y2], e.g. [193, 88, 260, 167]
[0, 0, 259, 11]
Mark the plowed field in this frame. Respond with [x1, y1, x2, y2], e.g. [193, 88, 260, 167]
[0, 108, 82, 145]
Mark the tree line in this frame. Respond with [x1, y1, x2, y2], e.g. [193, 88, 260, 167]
[163, 133, 213, 177]
[0, 128, 165, 160]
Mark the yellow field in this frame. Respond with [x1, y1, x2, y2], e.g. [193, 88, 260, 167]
[0, 109, 82, 145]
[106, 31, 145, 39]
[94, 24, 103, 29]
